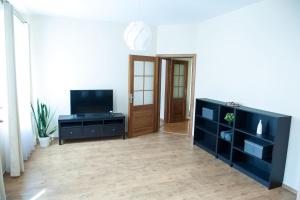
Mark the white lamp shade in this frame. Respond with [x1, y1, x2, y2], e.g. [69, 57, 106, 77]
[124, 21, 152, 51]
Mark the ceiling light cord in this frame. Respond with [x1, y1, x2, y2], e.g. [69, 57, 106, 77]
[138, 0, 143, 21]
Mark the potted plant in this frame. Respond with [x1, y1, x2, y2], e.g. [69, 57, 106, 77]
[224, 113, 235, 126]
[31, 100, 57, 148]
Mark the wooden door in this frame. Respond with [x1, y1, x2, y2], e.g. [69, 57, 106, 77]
[128, 55, 159, 137]
[168, 60, 188, 122]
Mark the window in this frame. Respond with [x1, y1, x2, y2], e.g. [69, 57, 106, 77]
[133, 60, 154, 105]
[173, 64, 185, 98]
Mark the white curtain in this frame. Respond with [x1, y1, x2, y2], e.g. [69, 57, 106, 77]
[0, 152, 5, 200]
[0, 0, 7, 170]
[2, 1, 35, 176]
[13, 14, 35, 160]
[4, 1, 24, 177]
[0, 2, 7, 200]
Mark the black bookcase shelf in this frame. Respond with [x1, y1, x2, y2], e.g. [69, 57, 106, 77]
[194, 140, 216, 155]
[235, 128, 274, 143]
[217, 139, 231, 163]
[195, 125, 216, 136]
[233, 160, 270, 186]
[233, 146, 272, 165]
[196, 115, 218, 124]
[193, 98, 291, 189]
[219, 123, 232, 129]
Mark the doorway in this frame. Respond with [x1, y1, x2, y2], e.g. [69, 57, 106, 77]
[158, 54, 196, 136]
[127, 54, 196, 137]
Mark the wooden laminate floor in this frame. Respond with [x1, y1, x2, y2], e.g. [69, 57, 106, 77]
[4, 133, 295, 200]
[160, 120, 190, 135]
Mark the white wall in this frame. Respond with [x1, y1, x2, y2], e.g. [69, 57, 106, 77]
[156, 0, 300, 191]
[160, 59, 166, 120]
[29, 16, 157, 134]
[157, 24, 197, 54]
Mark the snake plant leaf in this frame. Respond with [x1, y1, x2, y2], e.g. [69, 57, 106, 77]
[31, 100, 57, 138]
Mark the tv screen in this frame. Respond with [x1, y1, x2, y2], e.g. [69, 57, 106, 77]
[70, 90, 113, 115]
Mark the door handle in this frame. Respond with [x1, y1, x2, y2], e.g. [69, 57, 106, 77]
[129, 93, 134, 104]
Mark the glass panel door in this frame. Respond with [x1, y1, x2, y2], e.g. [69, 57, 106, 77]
[128, 55, 158, 137]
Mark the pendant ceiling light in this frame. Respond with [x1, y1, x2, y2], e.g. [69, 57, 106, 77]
[124, 0, 152, 51]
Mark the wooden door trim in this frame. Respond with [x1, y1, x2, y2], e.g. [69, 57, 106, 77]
[153, 57, 160, 132]
[165, 59, 172, 123]
[157, 54, 197, 136]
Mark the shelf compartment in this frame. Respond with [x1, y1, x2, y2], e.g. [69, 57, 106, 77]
[232, 149, 271, 186]
[60, 121, 82, 127]
[194, 140, 216, 156]
[217, 139, 231, 162]
[195, 125, 216, 137]
[218, 137, 232, 144]
[194, 128, 217, 155]
[233, 146, 272, 165]
[195, 100, 219, 122]
[219, 122, 232, 129]
[235, 110, 277, 142]
[104, 119, 124, 124]
[83, 121, 102, 126]
[196, 114, 218, 124]
[233, 130, 273, 163]
[220, 106, 235, 127]
[218, 124, 233, 143]
[235, 128, 274, 143]
[195, 117, 218, 135]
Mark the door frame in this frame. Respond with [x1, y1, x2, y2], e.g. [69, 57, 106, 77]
[156, 54, 197, 136]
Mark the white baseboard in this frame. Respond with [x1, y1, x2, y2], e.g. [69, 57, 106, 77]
[283, 184, 297, 194]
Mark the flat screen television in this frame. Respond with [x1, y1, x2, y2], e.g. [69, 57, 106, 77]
[70, 90, 113, 115]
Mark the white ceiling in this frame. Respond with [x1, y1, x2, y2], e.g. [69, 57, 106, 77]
[11, 0, 262, 25]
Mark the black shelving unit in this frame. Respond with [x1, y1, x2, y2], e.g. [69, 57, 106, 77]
[193, 98, 291, 189]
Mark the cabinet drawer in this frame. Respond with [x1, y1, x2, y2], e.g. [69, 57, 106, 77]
[102, 124, 124, 137]
[61, 126, 82, 139]
[83, 125, 100, 138]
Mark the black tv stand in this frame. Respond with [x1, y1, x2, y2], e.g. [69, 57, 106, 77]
[58, 113, 126, 145]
